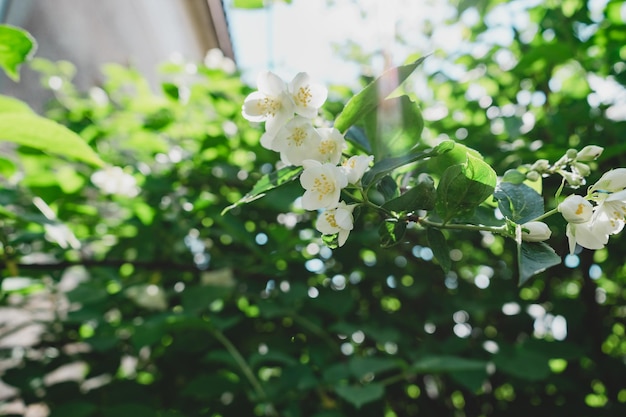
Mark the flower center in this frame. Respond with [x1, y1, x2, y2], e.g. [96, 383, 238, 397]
[295, 86, 312, 107]
[324, 211, 338, 228]
[258, 97, 281, 117]
[313, 174, 335, 200]
[288, 127, 307, 146]
[319, 140, 337, 156]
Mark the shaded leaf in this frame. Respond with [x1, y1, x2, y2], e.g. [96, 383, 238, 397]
[344, 125, 372, 153]
[493, 344, 551, 381]
[334, 383, 385, 409]
[379, 219, 407, 247]
[494, 182, 544, 224]
[362, 145, 445, 188]
[382, 174, 436, 213]
[349, 356, 401, 379]
[221, 165, 303, 214]
[427, 228, 451, 273]
[518, 241, 561, 286]
[412, 355, 488, 373]
[0, 113, 104, 166]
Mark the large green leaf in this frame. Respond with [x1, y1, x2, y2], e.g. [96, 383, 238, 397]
[494, 182, 545, 224]
[348, 356, 401, 379]
[0, 113, 104, 166]
[0, 25, 36, 81]
[435, 153, 497, 222]
[334, 383, 385, 409]
[412, 355, 488, 373]
[493, 344, 551, 381]
[362, 141, 453, 188]
[221, 165, 303, 214]
[517, 241, 561, 286]
[0, 94, 33, 114]
[382, 174, 436, 213]
[334, 57, 427, 134]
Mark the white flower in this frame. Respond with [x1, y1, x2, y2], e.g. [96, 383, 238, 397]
[242, 71, 295, 135]
[316, 202, 356, 247]
[342, 155, 374, 184]
[566, 221, 609, 254]
[310, 127, 346, 165]
[289, 72, 328, 119]
[590, 168, 626, 193]
[576, 145, 603, 162]
[300, 160, 348, 210]
[91, 166, 139, 197]
[271, 116, 322, 166]
[521, 221, 552, 242]
[558, 195, 593, 224]
[590, 189, 626, 236]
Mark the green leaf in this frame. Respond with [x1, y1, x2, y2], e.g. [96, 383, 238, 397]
[493, 344, 551, 381]
[362, 147, 439, 188]
[377, 95, 425, 158]
[348, 356, 401, 379]
[0, 113, 104, 166]
[378, 219, 407, 247]
[427, 228, 451, 273]
[0, 25, 36, 81]
[435, 153, 497, 222]
[376, 175, 398, 201]
[334, 383, 385, 409]
[382, 174, 436, 213]
[494, 182, 544, 224]
[0, 94, 34, 114]
[412, 355, 488, 373]
[344, 126, 372, 153]
[49, 401, 97, 417]
[221, 165, 303, 214]
[518, 241, 561, 286]
[334, 56, 427, 134]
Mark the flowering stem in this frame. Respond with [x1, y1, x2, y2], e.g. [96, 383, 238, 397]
[529, 207, 559, 222]
[419, 218, 508, 235]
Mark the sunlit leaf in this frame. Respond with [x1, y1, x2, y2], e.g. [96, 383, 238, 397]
[0, 113, 104, 166]
[221, 165, 303, 214]
[334, 56, 427, 134]
[0, 25, 36, 81]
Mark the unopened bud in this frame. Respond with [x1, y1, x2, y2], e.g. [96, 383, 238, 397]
[576, 145, 603, 162]
[560, 170, 584, 187]
[566, 149, 578, 159]
[572, 162, 591, 177]
[521, 221, 552, 242]
[530, 159, 550, 172]
[525, 171, 541, 181]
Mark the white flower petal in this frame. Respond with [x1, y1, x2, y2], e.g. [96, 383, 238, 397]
[558, 195, 593, 224]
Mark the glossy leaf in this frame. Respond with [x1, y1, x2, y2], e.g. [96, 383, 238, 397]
[435, 153, 497, 222]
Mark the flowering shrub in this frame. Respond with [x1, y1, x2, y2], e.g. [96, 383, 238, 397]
[234, 67, 624, 285]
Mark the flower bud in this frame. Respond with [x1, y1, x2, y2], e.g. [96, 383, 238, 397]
[576, 145, 603, 162]
[525, 171, 540, 181]
[558, 194, 593, 224]
[572, 162, 591, 177]
[566, 148, 578, 159]
[521, 221, 552, 242]
[530, 159, 550, 172]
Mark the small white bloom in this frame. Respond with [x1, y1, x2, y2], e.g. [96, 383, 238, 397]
[310, 127, 346, 165]
[576, 145, 603, 162]
[558, 195, 593, 224]
[289, 72, 328, 119]
[300, 160, 348, 210]
[91, 166, 139, 197]
[271, 116, 322, 166]
[242, 71, 295, 135]
[342, 155, 374, 184]
[521, 221, 552, 242]
[590, 189, 626, 236]
[590, 168, 626, 193]
[316, 201, 356, 247]
[566, 221, 609, 254]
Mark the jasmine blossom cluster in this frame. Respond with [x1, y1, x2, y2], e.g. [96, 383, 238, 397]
[242, 71, 374, 246]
